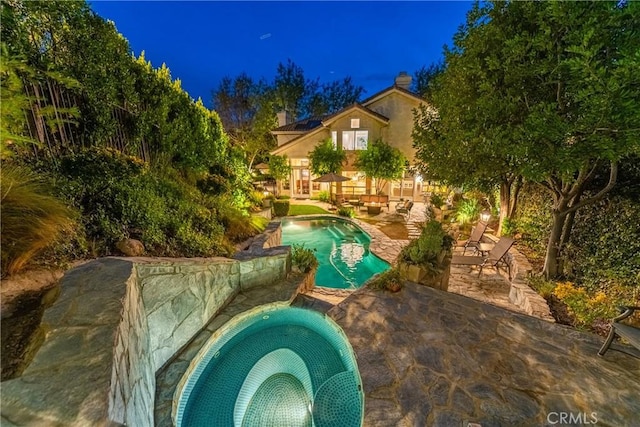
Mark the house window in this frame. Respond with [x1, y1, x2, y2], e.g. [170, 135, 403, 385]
[331, 131, 337, 149]
[342, 130, 368, 150]
[350, 118, 360, 129]
[355, 130, 368, 150]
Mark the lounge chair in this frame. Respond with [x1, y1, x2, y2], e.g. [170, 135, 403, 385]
[395, 200, 414, 221]
[598, 306, 640, 356]
[459, 221, 488, 255]
[451, 236, 515, 280]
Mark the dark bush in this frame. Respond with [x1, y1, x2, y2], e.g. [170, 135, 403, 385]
[44, 148, 236, 257]
[565, 196, 640, 290]
[273, 200, 290, 217]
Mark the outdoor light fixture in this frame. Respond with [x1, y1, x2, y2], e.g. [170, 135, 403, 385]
[480, 210, 491, 223]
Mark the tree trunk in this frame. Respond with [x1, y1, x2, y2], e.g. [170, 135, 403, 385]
[498, 181, 510, 236]
[543, 210, 566, 279]
[497, 175, 522, 236]
[542, 161, 617, 279]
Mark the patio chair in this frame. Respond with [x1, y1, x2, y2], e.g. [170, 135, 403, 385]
[395, 200, 414, 221]
[451, 236, 515, 280]
[598, 306, 640, 356]
[459, 221, 488, 255]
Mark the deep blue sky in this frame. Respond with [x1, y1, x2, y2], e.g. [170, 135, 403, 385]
[90, 1, 473, 108]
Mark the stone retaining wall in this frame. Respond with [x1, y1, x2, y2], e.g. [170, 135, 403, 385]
[1, 250, 291, 427]
[482, 235, 554, 321]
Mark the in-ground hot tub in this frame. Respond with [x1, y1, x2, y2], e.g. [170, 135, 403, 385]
[173, 303, 364, 427]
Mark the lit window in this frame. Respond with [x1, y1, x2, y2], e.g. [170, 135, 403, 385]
[342, 130, 368, 150]
[350, 118, 360, 129]
[331, 131, 337, 149]
[355, 131, 368, 150]
[342, 131, 354, 150]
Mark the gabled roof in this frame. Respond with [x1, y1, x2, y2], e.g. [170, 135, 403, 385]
[272, 116, 327, 133]
[320, 103, 389, 126]
[271, 103, 390, 156]
[361, 84, 425, 106]
[271, 125, 327, 155]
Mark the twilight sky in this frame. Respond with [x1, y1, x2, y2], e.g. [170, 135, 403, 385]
[90, 1, 473, 108]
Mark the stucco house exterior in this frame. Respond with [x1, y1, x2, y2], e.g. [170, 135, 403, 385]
[269, 72, 430, 201]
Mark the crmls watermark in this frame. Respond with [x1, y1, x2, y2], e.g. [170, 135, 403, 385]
[546, 412, 598, 425]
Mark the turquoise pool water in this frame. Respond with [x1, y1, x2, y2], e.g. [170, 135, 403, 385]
[175, 304, 364, 427]
[281, 217, 389, 289]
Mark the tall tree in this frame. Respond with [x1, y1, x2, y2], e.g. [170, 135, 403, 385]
[273, 59, 316, 121]
[412, 62, 444, 100]
[306, 77, 364, 116]
[354, 138, 406, 195]
[212, 74, 276, 169]
[413, 1, 640, 278]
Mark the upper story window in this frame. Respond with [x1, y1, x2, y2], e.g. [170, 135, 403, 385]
[331, 131, 337, 149]
[342, 130, 368, 150]
[350, 118, 360, 128]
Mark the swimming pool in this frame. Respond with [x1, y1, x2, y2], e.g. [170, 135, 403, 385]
[174, 303, 364, 427]
[281, 217, 389, 289]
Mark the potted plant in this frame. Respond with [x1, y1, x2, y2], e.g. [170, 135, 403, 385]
[367, 268, 402, 292]
[397, 220, 455, 291]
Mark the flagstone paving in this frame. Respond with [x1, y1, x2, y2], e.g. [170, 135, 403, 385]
[320, 282, 640, 427]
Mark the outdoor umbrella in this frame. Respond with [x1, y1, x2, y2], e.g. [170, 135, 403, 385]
[313, 172, 350, 208]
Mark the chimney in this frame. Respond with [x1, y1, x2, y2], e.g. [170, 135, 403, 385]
[395, 71, 412, 90]
[277, 110, 292, 127]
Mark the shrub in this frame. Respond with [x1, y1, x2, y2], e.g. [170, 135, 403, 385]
[317, 190, 331, 203]
[43, 148, 235, 257]
[291, 244, 318, 273]
[564, 196, 640, 290]
[429, 193, 444, 208]
[455, 198, 480, 225]
[337, 206, 355, 218]
[367, 268, 402, 292]
[277, 195, 291, 200]
[273, 200, 290, 217]
[0, 164, 75, 276]
[552, 281, 625, 329]
[398, 221, 455, 274]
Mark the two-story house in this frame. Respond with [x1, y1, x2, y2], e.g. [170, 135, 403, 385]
[270, 72, 428, 201]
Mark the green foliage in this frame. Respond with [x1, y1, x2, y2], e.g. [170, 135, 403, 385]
[367, 268, 402, 292]
[429, 193, 445, 208]
[337, 206, 356, 218]
[509, 185, 552, 255]
[454, 198, 480, 225]
[41, 148, 236, 257]
[212, 73, 276, 169]
[399, 221, 455, 273]
[413, 1, 640, 277]
[316, 190, 331, 203]
[2, 1, 232, 178]
[565, 196, 640, 290]
[273, 200, 290, 217]
[309, 138, 346, 176]
[553, 281, 637, 330]
[268, 154, 292, 182]
[291, 244, 318, 273]
[276, 195, 290, 200]
[0, 164, 75, 276]
[354, 138, 406, 194]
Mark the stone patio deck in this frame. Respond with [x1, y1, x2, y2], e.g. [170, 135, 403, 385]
[320, 282, 640, 427]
